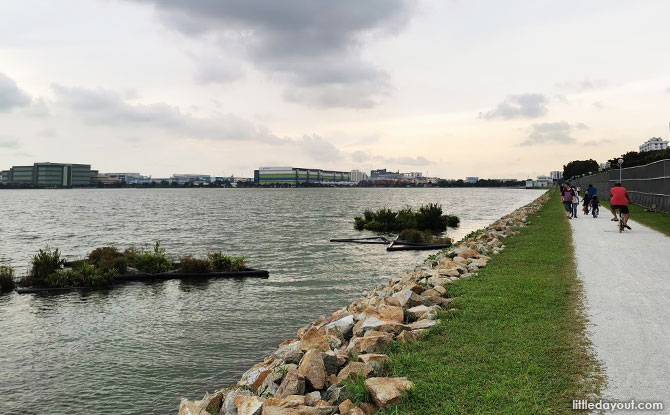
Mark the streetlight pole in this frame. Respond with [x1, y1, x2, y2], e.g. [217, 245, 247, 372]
[618, 158, 623, 183]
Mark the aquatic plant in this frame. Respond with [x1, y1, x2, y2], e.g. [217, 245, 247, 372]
[179, 256, 213, 273]
[88, 246, 128, 275]
[207, 252, 246, 272]
[20, 246, 65, 286]
[353, 204, 459, 233]
[44, 262, 113, 288]
[395, 207, 418, 230]
[415, 203, 447, 231]
[125, 241, 173, 274]
[445, 214, 460, 228]
[398, 229, 451, 244]
[0, 265, 16, 292]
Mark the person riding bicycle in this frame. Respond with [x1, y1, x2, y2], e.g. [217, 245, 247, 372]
[587, 183, 597, 198]
[590, 195, 600, 217]
[582, 190, 591, 215]
[610, 182, 631, 230]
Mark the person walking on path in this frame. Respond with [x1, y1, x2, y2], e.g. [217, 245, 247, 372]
[561, 184, 575, 218]
[572, 191, 580, 218]
[610, 182, 631, 229]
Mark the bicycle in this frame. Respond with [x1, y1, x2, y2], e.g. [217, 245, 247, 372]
[618, 210, 625, 233]
[592, 206, 599, 218]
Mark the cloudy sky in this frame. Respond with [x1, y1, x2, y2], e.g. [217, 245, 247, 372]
[1, 0, 669, 179]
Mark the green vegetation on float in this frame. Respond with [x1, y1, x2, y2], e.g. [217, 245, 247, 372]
[380, 190, 602, 415]
[354, 203, 459, 233]
[17, 242, 247, 289]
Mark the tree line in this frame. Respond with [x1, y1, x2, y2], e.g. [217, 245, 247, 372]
[563, 147, 670, 180]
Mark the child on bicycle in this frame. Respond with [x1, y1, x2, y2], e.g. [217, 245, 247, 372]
[582, 190, 590, 215]
[590, 195, 599, 218]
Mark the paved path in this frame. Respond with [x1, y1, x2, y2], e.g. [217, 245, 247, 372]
[570, 212, 670, 414]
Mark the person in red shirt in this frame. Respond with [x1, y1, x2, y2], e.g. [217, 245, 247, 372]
[610, 182, 631, 229]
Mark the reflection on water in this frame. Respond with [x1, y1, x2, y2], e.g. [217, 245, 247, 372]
[0, 187, 544, 415]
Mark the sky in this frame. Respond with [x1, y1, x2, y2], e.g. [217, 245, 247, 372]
[1, 0, 669, 179]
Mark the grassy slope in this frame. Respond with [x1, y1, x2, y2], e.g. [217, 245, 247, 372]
[600, 200, 670, 237]
[382, 190, 600, 415]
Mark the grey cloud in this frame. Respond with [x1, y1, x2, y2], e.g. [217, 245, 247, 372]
[556, 78, 607, 92]
[36, 128, 57, 137]
[0, 72, 31, 112]
[25, 98, 50, 117]
[592, 101, 604, 110]
[127, 0, 416, 107]
[583, 139, 612, 146]
[52, 84, 282, 143]
[191, 52, 245, 84]
[666, 86, 670, 94]
[282, 77, 388, 109]
[480, 93, 549, 120]
[383, 156, 432, 166]
[0, 138, 20, 149]
[349, 151, 432, 166]
[351, 150, 370, 163]
[299, 134, 342, 161]
[521, 121, 580, 146]
[553, 94, 568, 104]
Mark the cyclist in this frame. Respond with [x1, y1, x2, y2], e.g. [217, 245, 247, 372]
[587, 183, 597, 198]
[590, 195, 600, 218]
[582, 190, 591, 215]
[609, 182, 631, 230]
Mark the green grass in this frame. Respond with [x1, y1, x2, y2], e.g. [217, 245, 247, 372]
[600, 200, 670, 236]
[343, 375, 373, 405]
[381, 190, 601, 415]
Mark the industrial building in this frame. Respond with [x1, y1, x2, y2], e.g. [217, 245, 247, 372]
[350, 170, 369, 183]
[254, 167, 351, 185]
[370, 169, 401, 180]
[171, 174, 212, 184]
[105, 172, 152, 184]
[2, 162, 92, 187]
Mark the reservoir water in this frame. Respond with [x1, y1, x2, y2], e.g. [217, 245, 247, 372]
[0, 187, 545, 414]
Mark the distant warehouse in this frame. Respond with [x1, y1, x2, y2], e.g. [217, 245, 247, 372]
[1, 162, 92, 187]
[254, 167, 352, 185]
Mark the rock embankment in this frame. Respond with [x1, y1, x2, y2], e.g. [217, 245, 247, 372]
[179, 192, 550, 415]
